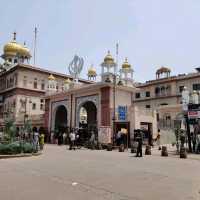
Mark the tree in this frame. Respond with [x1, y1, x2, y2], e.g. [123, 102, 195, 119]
[4, 118, 16, 142]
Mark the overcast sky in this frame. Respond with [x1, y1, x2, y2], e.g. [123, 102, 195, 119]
[0, 0, 200, 82]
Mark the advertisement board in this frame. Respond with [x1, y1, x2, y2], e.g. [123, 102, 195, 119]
[188, 110, 200, 119]
[98, 126, 111, 144]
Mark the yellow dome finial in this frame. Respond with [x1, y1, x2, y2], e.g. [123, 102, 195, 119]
[48, 74, 55, 81]
[103, 50, 115, 64]
[122, 57, 131, 69]
[88, 65, 97, 76]
[64, 78, 71, 84]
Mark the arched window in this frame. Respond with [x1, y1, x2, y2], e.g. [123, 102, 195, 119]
[161, 86, 165, 95]
[155, 87, 160, 96]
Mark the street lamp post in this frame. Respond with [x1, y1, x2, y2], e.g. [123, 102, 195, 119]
[181, 87, 192, 152]
[112, 74, 123, 145]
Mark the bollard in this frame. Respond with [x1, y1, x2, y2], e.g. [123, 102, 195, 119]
[180, 147, 187, 159]
[119, 144, 125, 152]
[145, 145, 151, 155]
[131, 147, 136, 153]
[161, 146, 168, 157]
[107, 144, 112, 151]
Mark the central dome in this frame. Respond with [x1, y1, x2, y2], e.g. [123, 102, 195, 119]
[122, 58, 131, 69]
[103, 51, 115, 65]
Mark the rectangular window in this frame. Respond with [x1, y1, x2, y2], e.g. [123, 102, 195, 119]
[32, 103, 36, 110]
[146, 105, 151, 109]
[135, 93, 140, 98]
[34, 78, 37, 89]
[146, 91, 150, 97]
[193, 84, 200, 91]
[23, 76, 27, 87]
[179, 86, 184, 93]
[40, 104, 44, 110]
[41, 80, 45, 90]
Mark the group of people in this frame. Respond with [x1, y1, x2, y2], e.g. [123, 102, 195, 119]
[53, 128, 97, 150]
[191, 122, 200, 153]
[68, 129, 96, 150]
[32, 131, 45, 151]
[15, 130, 45, 152]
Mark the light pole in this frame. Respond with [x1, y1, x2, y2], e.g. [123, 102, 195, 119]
[112, 74, 123, 145]
[181, 87, 192, 152]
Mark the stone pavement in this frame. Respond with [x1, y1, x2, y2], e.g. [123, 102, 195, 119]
[0, 144, 200, 200]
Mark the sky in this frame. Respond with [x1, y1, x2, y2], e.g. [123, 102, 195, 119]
[0, 0, 200, 82]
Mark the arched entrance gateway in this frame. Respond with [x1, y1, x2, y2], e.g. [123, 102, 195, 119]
[76, 95, 99, 143]
[52, 105, 68, 145]
[54, 105, 68, 134]
[78, 101, 97, 142]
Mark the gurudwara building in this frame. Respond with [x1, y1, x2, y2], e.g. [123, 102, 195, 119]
[44, 51, 137, 144]
[1, 33, 200, 144]
[0, 33, 91, 135]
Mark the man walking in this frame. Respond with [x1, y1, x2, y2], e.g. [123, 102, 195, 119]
[69, 129, 76, 150]
[136, 130, 143, 157]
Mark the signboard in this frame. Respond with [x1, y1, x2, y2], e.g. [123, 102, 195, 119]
[98, 126, 111, 144]
[188, 110, 200, 119]
[118, 106, 127, 121]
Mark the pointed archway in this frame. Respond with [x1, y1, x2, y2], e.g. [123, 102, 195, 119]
[54, 105, 68, 135]
[77, 101, 98, 142]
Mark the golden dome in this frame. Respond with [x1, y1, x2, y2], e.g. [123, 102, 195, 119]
[18, 43, 31, 57]
[64, 78, 71, 84]
[3, 41, 22, 56]
[122, 58, 131, 69]
[103, 51, 115, 64]
[3, 33, 31, 57]
[88, 65, 97, 76]
[48, 74, 55, 81]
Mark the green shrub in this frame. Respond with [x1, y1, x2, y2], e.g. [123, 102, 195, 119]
[23, 143, 34, 153]
[0, 144, 12, 154]
[0, 142, 21, 155]
[0, 142, 35, 155]
[9, 142, 22, 154]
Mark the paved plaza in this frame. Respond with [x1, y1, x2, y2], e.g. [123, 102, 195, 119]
[0, 145, 200, 200]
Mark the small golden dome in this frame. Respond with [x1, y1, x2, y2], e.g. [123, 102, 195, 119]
[48, 74, 55, 80]
[122, 58, 131, 69]
[104, 51, 115, 64]
[64, 78, 71, 84]
[88, 65, 97, 76]
[18, 43, 31, 57]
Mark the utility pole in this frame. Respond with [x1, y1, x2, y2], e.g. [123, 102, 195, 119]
[112, 43, 119, 145]
[33, 27, 38, 65]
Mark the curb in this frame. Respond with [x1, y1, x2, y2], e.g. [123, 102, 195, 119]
[0, 152, 42, 159]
